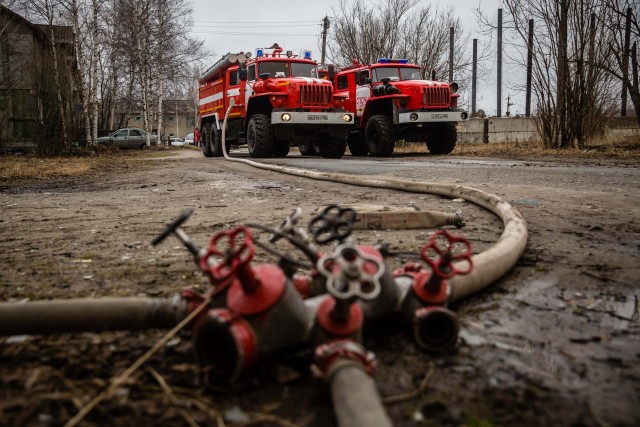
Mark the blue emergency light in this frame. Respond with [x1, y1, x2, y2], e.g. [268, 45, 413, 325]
[377, 58, 409, 64]
[256, 49, 264, 58]
[303, 50, 312, 59]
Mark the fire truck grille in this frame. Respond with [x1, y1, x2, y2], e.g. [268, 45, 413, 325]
[299, 84, 332, 106]
[422, 87, 450, 108]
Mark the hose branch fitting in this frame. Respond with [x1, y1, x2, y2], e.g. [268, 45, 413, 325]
[314, 243, 384, 340]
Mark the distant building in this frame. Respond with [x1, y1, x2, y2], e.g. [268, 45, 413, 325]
[0, 5, 76, 151]
[125, 99, 198, 140]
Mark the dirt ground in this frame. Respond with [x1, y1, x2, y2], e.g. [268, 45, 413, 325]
[1, 147, 639, 427]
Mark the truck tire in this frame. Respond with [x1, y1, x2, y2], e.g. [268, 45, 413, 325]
[317, 137, 346, 159]
[247, 114, 274, 158]
[211, 128, 229, 157]
[365, 115, 395, 157]
[426, 123, 457, 155]
[299, 141, 317, 156]
[273, 139, 290, 157]
[202, 125, 214, 157]
[347, 131, 368, 156]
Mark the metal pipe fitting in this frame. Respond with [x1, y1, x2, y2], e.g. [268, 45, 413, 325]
[194, 281, 311, 383]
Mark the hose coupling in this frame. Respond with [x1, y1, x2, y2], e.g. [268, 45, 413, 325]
[193, 308, 257, 384]
[413, 306, 460, 352]
[312, 339, 377, 379]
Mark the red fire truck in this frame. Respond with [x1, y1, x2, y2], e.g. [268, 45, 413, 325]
[334, 59, 469, 156]
[198, 45, 354, 158]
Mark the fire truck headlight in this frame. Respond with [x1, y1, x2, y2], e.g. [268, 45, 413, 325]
[342, 114, 353, 123]
[281, 113, 292, 122]
[449, 82, 459, 93]
[461, 112, 469, 120]
[410, 113, 419, 121]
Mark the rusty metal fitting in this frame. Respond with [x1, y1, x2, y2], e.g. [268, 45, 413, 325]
[420, 229, 473, 281]
[412, 272, 451, 306]
[193, 308, 257, 384]
[200, 226, 257, 290]
[317, 243, 384, 302]
[316, 296, 363, 339]
[312, 339, 377, 379]
[413, 306, 460, 352]
[226, 264, 286, 316]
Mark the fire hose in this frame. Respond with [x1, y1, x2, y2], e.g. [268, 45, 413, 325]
[0, 104, 528, 427]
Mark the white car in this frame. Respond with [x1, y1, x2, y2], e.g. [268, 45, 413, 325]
[170, 137, 184, 147]
[184, 132, 194, 145]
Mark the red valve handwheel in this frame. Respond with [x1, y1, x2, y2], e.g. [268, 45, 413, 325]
[200, 226, 255, 283]
[420, 229, 472, 280]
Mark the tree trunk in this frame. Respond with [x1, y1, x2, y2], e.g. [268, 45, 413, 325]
[44, 0, 69, 153]
[91, 0, 99, 144]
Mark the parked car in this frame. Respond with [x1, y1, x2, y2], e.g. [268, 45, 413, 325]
[170, 137, 184, 147]
[184, 132, 194, 145]
[97, 128, 158, 149]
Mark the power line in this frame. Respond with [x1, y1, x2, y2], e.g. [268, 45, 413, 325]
[191, 30, 318, 36]
[192, 24, 319, 29]
[193, 20, 318, 24]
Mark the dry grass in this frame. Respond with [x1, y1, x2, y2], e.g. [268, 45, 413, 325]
[397, 134, 640, 160]
[0, 149, 165, 183]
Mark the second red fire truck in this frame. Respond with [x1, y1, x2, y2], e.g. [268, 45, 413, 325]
[334, 59, 469, 156]
[198, 44, 354, 158]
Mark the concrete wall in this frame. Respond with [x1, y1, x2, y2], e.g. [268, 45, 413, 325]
[459, 116, 639, 144]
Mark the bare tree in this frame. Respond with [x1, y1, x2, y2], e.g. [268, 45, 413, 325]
[328, 0, 472, 84]
[601, 0, 640, 127]
[497, 0, 617, 148]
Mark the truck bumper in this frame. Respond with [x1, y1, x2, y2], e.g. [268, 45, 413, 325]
[397, 110, 469, 124]
[271, 111, 354, 125]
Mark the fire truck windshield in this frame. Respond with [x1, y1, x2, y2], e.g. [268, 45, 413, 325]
[373, 66, 422, 82]
[257, 61, 319, 79]
[258, 62, 290, 78]
[291, 62, 318, 78]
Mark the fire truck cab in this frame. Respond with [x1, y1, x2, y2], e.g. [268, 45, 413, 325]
[334, 59, 469, 156]
[198, 45, 354, 158]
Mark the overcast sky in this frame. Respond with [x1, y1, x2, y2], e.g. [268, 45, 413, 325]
[190, 0, 526, 115]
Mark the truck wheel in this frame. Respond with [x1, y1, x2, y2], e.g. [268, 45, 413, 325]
[317, 137, 346, 159]
[273, 139, 290, 157]
[365, 115, 395, 157]
[299, 141, 317, 156]
[211, 128, 229, 157]
[347, 131, 367, 156]
[247, 114, 274, 158]
[426, 123, 457, 154]
[202, 125, 214, 157]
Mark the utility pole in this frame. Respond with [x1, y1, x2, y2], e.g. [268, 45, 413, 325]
[622, 7, 631, 116]
[449, 26, 454, 82]
[321, 16, 330, 64]
[526, 19, 533, 117]
[497, 8, 503, 117]
[472, 38, 477, 117]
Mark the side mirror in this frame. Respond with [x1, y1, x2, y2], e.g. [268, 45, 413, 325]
[327, 64, 335, 82]
[239, 69, 247, 81]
